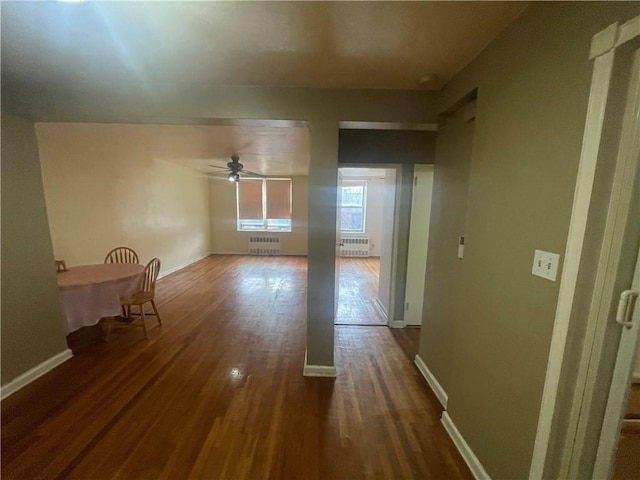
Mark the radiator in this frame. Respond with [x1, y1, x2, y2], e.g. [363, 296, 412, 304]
[340, 237, 370, 257]
[248, 236, 281, 255]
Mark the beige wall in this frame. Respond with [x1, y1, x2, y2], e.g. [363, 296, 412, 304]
[1, 114, 69, 385]
[209, 176, 308, 255]
[419, 106, 474, 389]
[418, 2, 640, 479]
[36, 123, 211, 273]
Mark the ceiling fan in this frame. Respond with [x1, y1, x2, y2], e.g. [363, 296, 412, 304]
[208, 155, 266, 182]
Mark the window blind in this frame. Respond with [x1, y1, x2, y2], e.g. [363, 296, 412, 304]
[237, 180, 263, 220]
[266, 179, 291, 220]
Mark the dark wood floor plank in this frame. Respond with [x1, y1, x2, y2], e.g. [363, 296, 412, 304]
[2, 254, 471, 480]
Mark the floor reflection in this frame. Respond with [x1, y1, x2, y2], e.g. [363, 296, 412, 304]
[335, 257, 386, 325]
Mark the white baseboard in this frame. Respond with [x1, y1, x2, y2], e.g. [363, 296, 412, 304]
[388, 319, 406, 328]
[441, 411, 491, 480]
[374, 297, 389, 320]
[414, 354, 448, 408]
[1, 349, 73, 400]
[303, 351, 337, 377]
[209, 251, 309, 257]
[158, 252, 211, 279]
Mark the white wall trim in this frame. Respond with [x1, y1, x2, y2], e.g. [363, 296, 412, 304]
[1, 349, 73, 400]
[615, 15, 640, 49]
[209, 251, 309, 257]
[579, 46, 640, 480]
[589, 16, 640, 60]
[387, 165, 404, 334]
[374, 297, 389, 321]
[303, 350, 337, 377]
[442, 411, 491, 480]
[158, 252, 211, 279]
[414, 354, 448, 408]
[388, 319, 406, 329]
[589, 22, 618, 59]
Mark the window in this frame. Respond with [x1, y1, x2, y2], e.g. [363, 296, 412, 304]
[340, 180, 366, 233]
[237, 178, 292, 232]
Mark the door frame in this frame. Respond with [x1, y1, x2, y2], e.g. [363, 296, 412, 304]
[529, 15, 640, 479]
[337, 163, 403, 327]
[404, 164, 435, 326]
[335, 169, 344, 317]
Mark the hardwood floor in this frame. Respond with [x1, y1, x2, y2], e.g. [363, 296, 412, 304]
[1, 255, 472, 480]
[336, 257, 387, 326]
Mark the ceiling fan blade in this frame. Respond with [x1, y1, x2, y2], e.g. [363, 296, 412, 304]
[208, 165, 230, 170]
[241, 170, 267, 179]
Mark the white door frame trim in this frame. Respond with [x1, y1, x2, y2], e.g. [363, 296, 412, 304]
[529, 16, 640, 480]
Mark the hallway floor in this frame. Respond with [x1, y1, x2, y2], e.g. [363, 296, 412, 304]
[336, 256, 387, 326]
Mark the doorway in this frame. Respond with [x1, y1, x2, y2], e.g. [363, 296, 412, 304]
[335, 167, 396, 326]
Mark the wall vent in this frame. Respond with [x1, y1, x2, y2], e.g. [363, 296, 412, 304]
[340, 237, 370, 257]
[248, 236, 281, 255]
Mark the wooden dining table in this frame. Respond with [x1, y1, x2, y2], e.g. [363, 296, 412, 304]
[57, 263, 144, 333]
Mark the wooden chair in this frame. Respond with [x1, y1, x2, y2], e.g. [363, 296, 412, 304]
[106, 257, 162, 340]
[55, 260, 67, 272]
[104, 246, 139, 264]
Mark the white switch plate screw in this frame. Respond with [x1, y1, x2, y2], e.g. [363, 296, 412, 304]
[532, 250, 560, 281]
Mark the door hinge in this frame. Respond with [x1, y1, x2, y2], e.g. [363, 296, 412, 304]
[405, 302, 410, 311]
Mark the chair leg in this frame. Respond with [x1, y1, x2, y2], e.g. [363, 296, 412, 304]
[151, 299, 162, 326]
[121, 305, 128, 319]
[140, 305, 148, 339]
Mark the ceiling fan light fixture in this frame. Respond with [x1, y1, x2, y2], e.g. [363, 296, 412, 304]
[228, 172, 240, 182]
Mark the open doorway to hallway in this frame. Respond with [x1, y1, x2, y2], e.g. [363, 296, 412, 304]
[335, 167, 394, 326]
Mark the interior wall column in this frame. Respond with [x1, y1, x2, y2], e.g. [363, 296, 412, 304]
[306, 119, 339, 368]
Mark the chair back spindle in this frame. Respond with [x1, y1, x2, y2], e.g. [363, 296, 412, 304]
[105, 247, 139, 264]
[139, 258, 161, 295]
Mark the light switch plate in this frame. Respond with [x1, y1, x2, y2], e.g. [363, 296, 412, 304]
[532, 250, 560, 281]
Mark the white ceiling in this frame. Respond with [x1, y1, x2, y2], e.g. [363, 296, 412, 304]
[2, 1, 526, 176]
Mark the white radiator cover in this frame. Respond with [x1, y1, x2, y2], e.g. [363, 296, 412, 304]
[248, 236, 281, 255]
[340, 237, 370, 257]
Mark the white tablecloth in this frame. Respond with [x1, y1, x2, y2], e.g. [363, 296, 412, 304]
[57, 263, 144, 333]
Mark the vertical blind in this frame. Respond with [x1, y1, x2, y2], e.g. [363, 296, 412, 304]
[237, 179, 291, 220]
